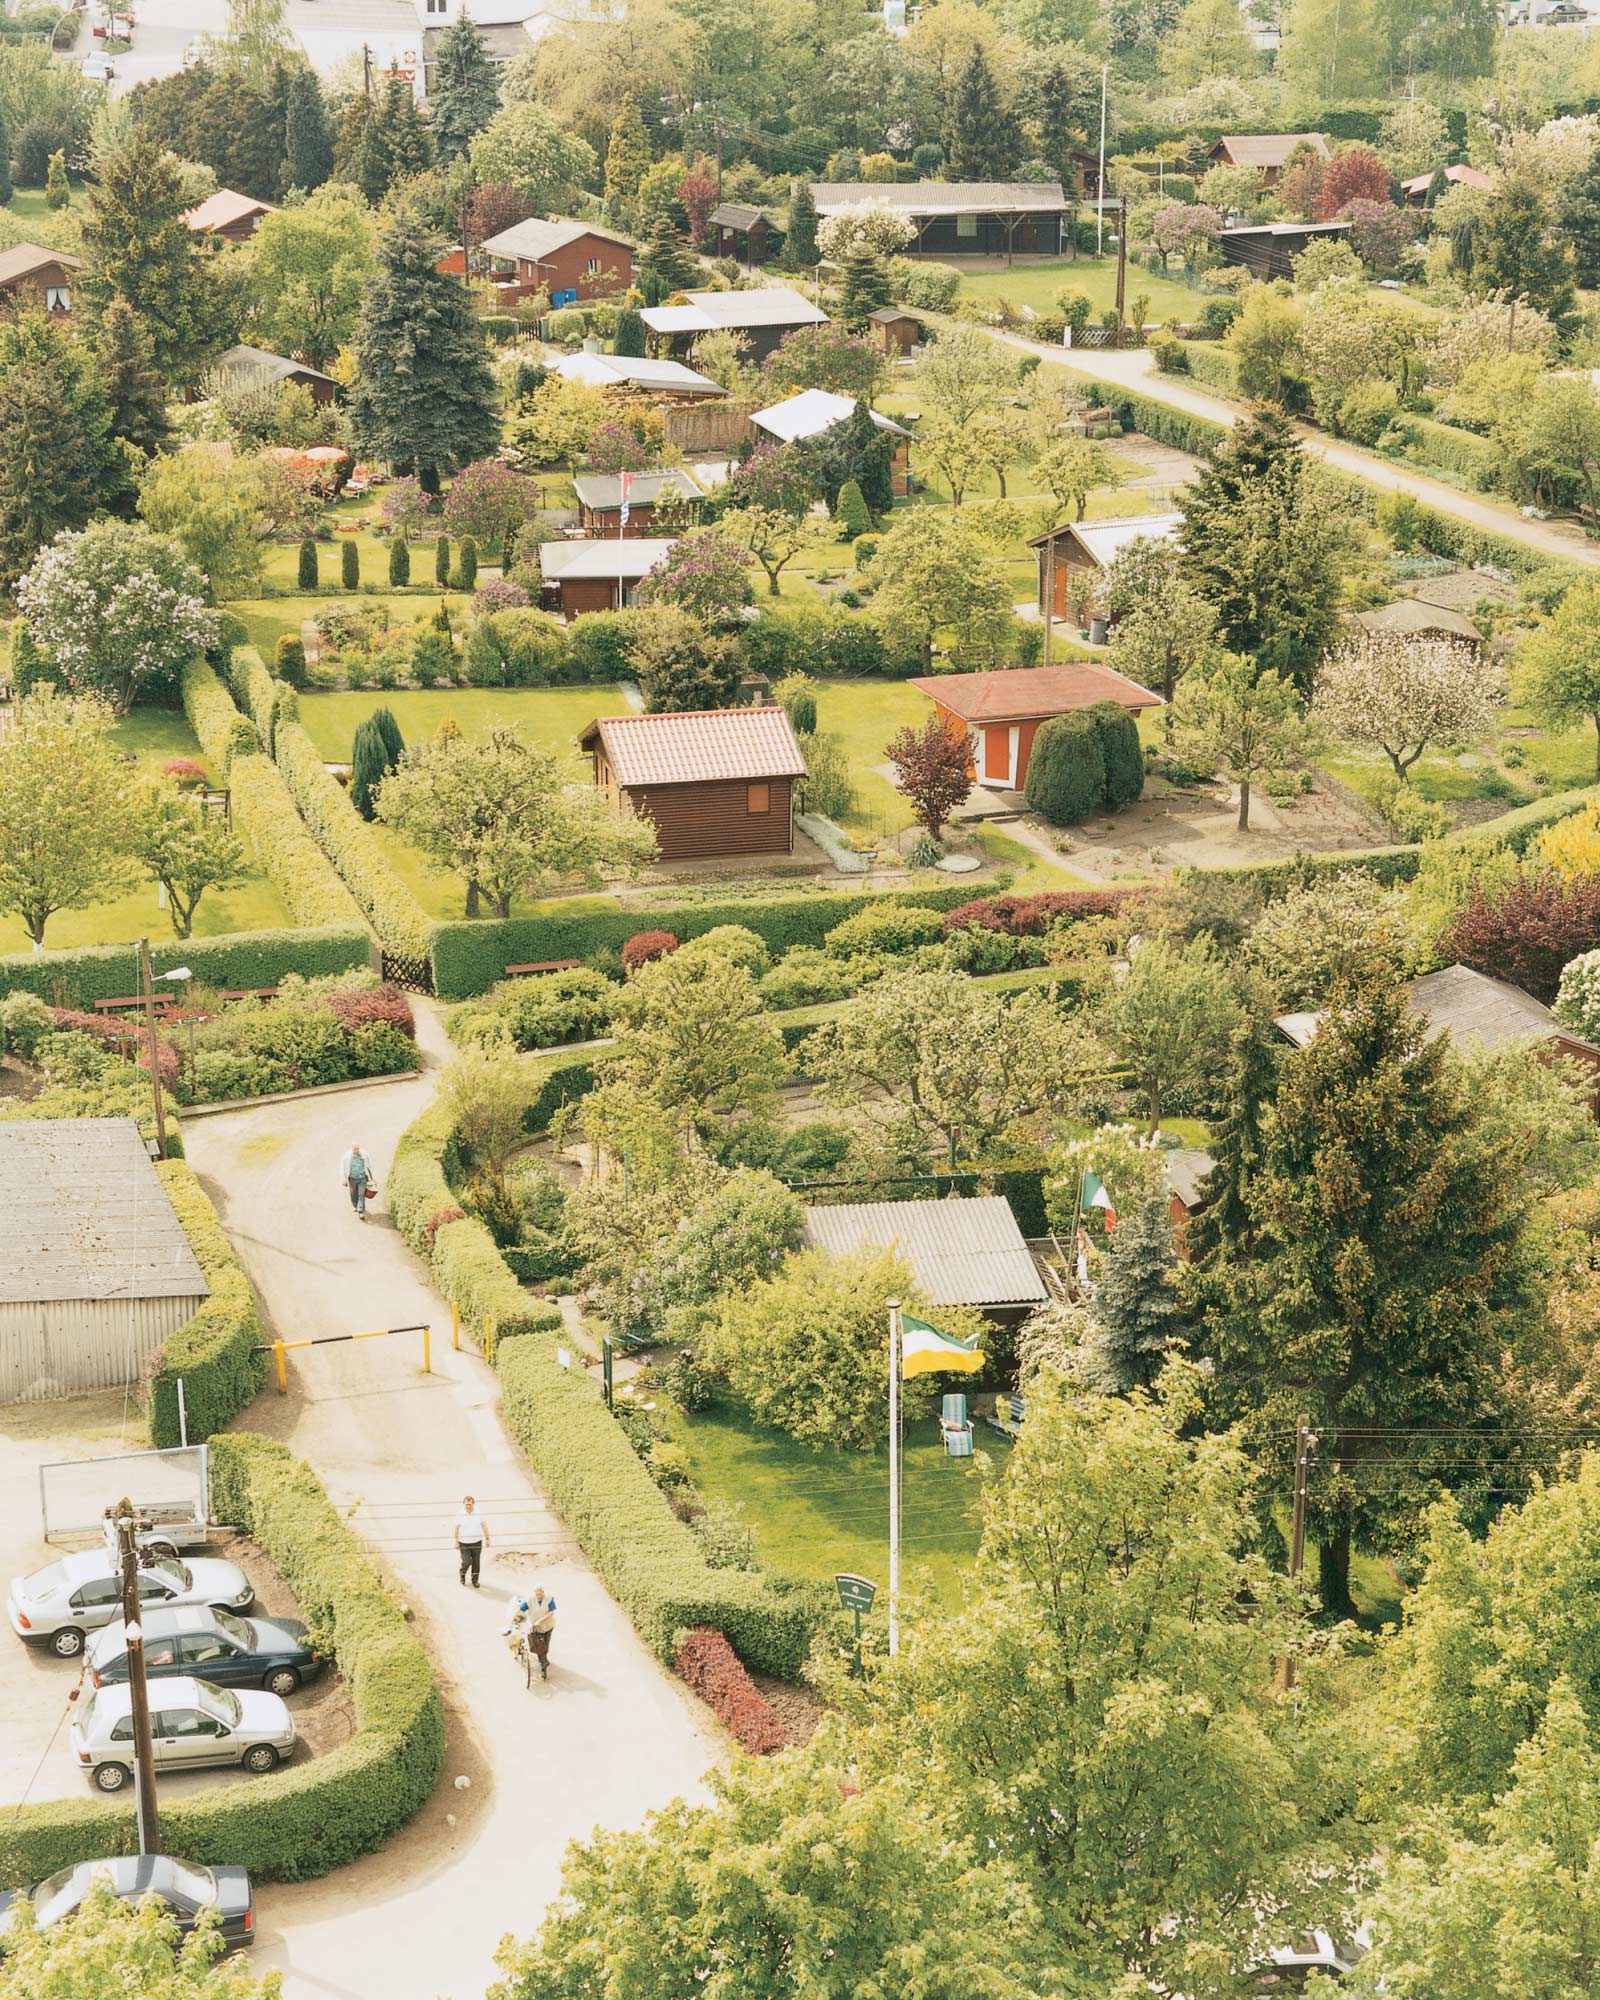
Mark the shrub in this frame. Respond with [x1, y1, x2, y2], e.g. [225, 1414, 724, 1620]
[0, 929, 372, 1014]
[757, 946, 858, 1008]
[1443, 867, 1600, 1003]
[454, 536, 478, 590]
[1025, 712, 1105, 827]
[275, 634, 308, 686]
[0, 991, 52, 1059]
[854, 534, 877, 569]
[341, 540, 360, 588]
[146, 1160, 266, 1447]
[388, 539, 410, 586]
[411, 628, 453, 687]
[673, 1626, 786, 1754]
[1088, 701, 1144, 810]
[323, 979, 415, 1038]
[622, 929, 678, 971]
[298, 539, 318, 589]
[1330, 378, 1399, 447]
[1148, 331, 1188, 374]
[564, 611, 636, 684]
[677, 924, 772, 978]
[943, 889, 1144, 936]
[474, 580, 530, 614]
[455, 969, 616, 1051]
[825, 899, 945, 957]
[834, 479, 872, 538]
[435, 535, 451, 585]
[1556, 949, 1600, 1041]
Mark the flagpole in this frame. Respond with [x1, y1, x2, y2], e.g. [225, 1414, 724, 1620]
[887, 1296, 901, 1658]
[1072, 1166, 1087, 1296]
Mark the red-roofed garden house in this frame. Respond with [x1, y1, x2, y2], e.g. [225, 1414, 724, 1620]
[912, 666, 1161, 791]
[579, 706, 808, 861]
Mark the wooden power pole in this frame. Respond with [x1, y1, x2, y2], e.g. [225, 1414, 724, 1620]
[109, 1500, 161, 1855]
[1281, 1416, 1311, 1693]
[1114, 195, 1128, 334]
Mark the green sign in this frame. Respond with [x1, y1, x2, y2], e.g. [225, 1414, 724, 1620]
[835, 1572, 876, 1613]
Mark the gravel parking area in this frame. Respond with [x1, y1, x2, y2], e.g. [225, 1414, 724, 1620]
[0, 1394, 349, 1813]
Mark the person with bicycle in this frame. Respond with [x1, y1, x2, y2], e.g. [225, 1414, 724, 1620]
[525, 1586, 556, 1681]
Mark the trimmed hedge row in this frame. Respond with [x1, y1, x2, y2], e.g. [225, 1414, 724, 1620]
[147, 1161, 266, 1448]
[273, 719, 436, 965]
[390, 1096, 833, 1678]
[228, 645, 299, 757]
[0, 927, 372, 1009]
[1182, 342, 1241, 396]
[0, 1433, 444, 1889]
[1397, 414, 1503, 493]
[430, 882, 996, 1001]
[180, 655, 259, 777]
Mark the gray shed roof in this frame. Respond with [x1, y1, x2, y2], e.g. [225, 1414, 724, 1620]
[0, 1120, 211, 1306]
[213, 344, 337, 389]
[811, 180, 1068, 217]
[803, 1196, 1046, 1308]
[1407, 964, 1595, 1054]
[571, 466, 703, 510]
[1164, 1149, 1218, 1211]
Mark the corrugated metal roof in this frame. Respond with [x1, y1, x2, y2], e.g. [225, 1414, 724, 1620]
[751, 388, 909, 443]
[1165, 1149, 1217, 1211]
[0, 1120, 211, 1306]
[641, 287, 828, 333]
[910, 663, 1162, 723]
[551, 351, 727, 395]
[810, 181, 1068, 216]
[215, 345, 336, 388]
[709, 202, 768, 229]
[803, 1196, 1046, 1307]
[1027, 513, 1183, 569]
[1407, 964, 1593, 1054]
[1356, 599, 1479, 642]
[539, 537, 674, 582]
[572, 467, 703, 510]
[480, 216, 633, 262]
[580, 705, 807, 788]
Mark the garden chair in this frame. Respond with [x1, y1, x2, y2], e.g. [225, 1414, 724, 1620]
[985, 1394, 1024, 1441]
[940, 1394, 973, 1458]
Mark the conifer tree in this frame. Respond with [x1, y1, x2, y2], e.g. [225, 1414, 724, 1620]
[331, 90, 373, 185]
[341, 537, 359, 587]
[1183, 971, 1280, 1265]
[79, 132, 223, 385]
[455, 534, 477, 589]
[943, 49, 1020, 181]
[0, 357, 100, 584]
[370, 703, 405, 766]
[603, 94, 650, 224]
[435, 533, 451, 583]
[787, 178, 818, 265]
[350, 203, 498, 490]
[429, 13, 500, 163]
[350, 716, 389, 819]
[284, 67, 334, 192]
[389, 537, 410, 584]
[638, 209, 695, 292]
[356, 73, 432, 203]
[613, 306, 646, 357]
[1080, 1186, 1186, 1395]
[298, 537, 318, 587]
[1558, 142, 1600, 289]
[44, 150, 68, 209]
[96, 300, 171, 467]
[0, 102, 12, 207]
[1475, 174, 1577, 327]
[836, 242, 891, 330]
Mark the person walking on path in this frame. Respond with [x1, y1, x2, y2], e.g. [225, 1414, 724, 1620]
[338, 1142, 373, 1219]
[526, 1585, 556, 1679]
[455, 1494, 488, 1587]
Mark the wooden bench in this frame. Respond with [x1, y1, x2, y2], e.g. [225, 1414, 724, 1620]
[219, 986, 280, 1003]
[504, 959, 581, 978]
[94, 994, 179, 1018]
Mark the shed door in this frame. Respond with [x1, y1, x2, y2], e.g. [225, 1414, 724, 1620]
[983, 724, 1013, 784]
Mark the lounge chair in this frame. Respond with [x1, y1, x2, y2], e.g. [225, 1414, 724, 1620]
[984, 1394, 1025, 1441]
[940, 1394, 974, 1458]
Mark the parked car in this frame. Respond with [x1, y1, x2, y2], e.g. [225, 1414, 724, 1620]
[1245, 1930, 1368, 1986]
[88, 1604, 320, 1696]
[80, 53, 114, 79]
[7, 1551, 254, 1658]
[71, 1674, 296, 1793]
[0, 1856, 254, 1951]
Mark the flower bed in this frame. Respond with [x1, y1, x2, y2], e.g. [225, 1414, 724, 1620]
[179, 976, 416, 1105]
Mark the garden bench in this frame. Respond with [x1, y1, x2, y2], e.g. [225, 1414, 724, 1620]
[504, 959, 581, 977]
[94, 994, 179, 1017]
[219, 986, 280, 1003]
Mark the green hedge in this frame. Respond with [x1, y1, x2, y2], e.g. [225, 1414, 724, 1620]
[390, 1098, 834, 1677]
[1182, 342, 1241, 396]
[180, 655, 259, 777]
[147, 1161, 265, 1448]
[0, 1433, 443, 1889]
[228, 645, 298, 758]
[1395, 415, 1503, 492]
[0, 927, 372, 1009]
[273, 721, 436, 965]
[430, 883, 994, 1001]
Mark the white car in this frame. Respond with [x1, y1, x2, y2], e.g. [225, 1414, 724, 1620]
[1246, 1929, 1369, 1986]
[70, 1676, 295, 1794]
[80, 54, 115, 80]
[7, 1551, 254, 1658]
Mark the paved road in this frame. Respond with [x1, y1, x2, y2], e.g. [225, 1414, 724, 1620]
[181, 1010, 719, 2000]
[990, 330, 1600, 569]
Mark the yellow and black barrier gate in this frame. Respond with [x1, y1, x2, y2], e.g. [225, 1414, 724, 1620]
[254, 1323, 432, 1394]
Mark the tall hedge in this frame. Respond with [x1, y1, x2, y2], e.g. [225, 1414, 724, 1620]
[1088, 700, 1144, 810]
[227, 645, 298, 759]
[0, 927, 372, 1009]
[146, 1161, 266, 1447]
[0, 1433, 444, 1888]
[1025, 712, 1105, 826]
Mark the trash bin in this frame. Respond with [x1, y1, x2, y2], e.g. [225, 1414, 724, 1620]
[1089, 615, 1108, 646]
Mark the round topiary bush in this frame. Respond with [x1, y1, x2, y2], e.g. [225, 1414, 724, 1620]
[1025, 712, 1105, 827]
[622, 929, 679, 972]
[1088, 700, 1145, 811]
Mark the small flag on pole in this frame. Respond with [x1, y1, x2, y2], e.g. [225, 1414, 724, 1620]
[1082, 1170, 1116, 1232]
[618, 470, 632, 528]
[900, 1313, 985, 1378]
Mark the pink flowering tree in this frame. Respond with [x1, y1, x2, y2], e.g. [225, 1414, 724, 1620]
[584, 421, 658, 476]
[441, 459, 543, 553]
[16, 523, 219, 716]
[1338, 197, 1417, 273]
[763, 322, 887, 401]
[1146, 201, 1223, 274]
[382, 474, 433, 542]
[726, 439, 814, 518]
[634, 529, 752, 625]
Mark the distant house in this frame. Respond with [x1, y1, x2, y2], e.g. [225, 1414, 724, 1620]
[211, 345, 340, 405]
[479, 217, 634, 305]
[1355, 598, 1483, 651]
[572, 467, 703, 537]
[749, 387, 912, 497]
[640, 286, 828, 363]
[1400, 162, 1494, 206]
[1206, 132, 1330, 185]
[579, 705, 807, 861]
[1027, 513, 1184, 622]
[0, 242, 83, 315]
[911, 663, 1162, 791]
[538, 537, 673, 618]
[184, 188, 278, 242]
[548, 350, 729, 403]
[709, 202, 772, 265]
[810, 179, 1069, 257]
[867, 306, 921, 357]
[0, 1119, 210, 1403]
[1218, 220, 1352, 281]
[802, 1195, 1047, 1326]
[1164, 1149, 1218, 1249]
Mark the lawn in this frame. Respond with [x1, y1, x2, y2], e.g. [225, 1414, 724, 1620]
[957, 256, 1204, 326]
[228, 591, 445, 666]
[294, 684, 632, 762]
[671, 1404, 998, 1606]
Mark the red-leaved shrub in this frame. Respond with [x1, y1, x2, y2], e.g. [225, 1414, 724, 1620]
[673, 1625, 786, 1755]
[1442, 868, 1600, 1003]
[323, 981, 416, 1039]
[942, 888, 1150, 937]
[425, 1206, 467, 1247]
[162, 758, 207, 785]
[49, 1007, 182, 1089]
[622, 930, 679, 972]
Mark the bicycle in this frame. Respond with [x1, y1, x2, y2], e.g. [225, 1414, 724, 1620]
[511, 1633, 533, 1689]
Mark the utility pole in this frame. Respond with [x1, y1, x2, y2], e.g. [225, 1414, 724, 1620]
[1041, 527, 1057, 670]
[1095, 62, 1108, 257]
[1281, 1416, 1311, 1693]
[1114, 195, 1128, 334]
[887, 1299, 902, 1657]
[110, 1500, 160, 1856]
[139, 937, 169, 1161]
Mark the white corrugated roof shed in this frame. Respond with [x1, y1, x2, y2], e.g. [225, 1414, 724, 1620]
[551, 351, 728, 396]
[750, 388, 909, 443]
[803, 1196, 1046, 1308]
[539, 538, 674, 582]
[0, 1120, 210, 1305]
[1065, 513, 1184, 569]
[641, 287, 828, 334]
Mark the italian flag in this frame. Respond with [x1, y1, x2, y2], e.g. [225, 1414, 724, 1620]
[901, 1313, 986, 1378]
[1082, 1170, 1116, 1232]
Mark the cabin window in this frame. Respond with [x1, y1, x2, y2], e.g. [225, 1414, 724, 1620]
[586, 257, 600, 275]
[747, 782, 770, 814]
[45, 286, 69, 312]
[956, 214, 978, 239]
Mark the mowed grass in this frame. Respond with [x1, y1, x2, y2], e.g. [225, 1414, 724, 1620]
[294, 685, 633, 762]
[957, 256, 1203, 325]
[671, 1404, 999, 1606]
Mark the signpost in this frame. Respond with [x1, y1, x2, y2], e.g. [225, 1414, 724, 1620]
[835, 1572, 876, 1674]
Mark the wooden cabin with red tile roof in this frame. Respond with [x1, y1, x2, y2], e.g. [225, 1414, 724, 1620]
[911, 665, 1161, 792]
[184, 189, 279, 243]
[578, 706, 808, 861]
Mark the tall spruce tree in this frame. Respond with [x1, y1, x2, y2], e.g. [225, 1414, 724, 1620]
[331, 89, 374, 185]
[0, 317, 110, 582]
[96, 299, 171, 471]
[943, 49, 1020, 181]
[428, 13, 500, 163]
[1182, 969, 1280, 1265]
[1560, 145, 1600, 290]
[350, 201, 499, 490]
[78, 132, 223, 385]
[836, 242, 891, 330]
[638, 209, 696, 291]
[787, 178, 819, 265]
[0, 103, 13, 207]
[284, 67, 334, 191]
[356, 72, 434, 203]
[1080, 1186, 1187, 1395]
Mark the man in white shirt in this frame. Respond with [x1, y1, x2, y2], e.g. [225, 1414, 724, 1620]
[454, 1494, 489, 1587]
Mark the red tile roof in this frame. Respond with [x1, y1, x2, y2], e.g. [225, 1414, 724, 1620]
[910, 665, 1162, 723]
[184, 189, 277, 233]
[579, 706, 808, 789]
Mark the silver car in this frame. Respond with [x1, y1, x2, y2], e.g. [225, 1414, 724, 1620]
[7, 1551, 254, 1658]
[70, 1676, 296, 1794]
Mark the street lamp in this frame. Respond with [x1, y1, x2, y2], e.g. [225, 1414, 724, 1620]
[138, 946, 192, 1160]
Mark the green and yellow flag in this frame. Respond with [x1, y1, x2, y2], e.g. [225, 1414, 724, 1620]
[900, 1313, 985, 1378]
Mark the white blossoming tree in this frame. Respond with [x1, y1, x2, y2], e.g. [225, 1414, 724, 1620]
[16, 523, 221, 716]
[815, 201, 916, 263]
[1313, 630, 1502, 783]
